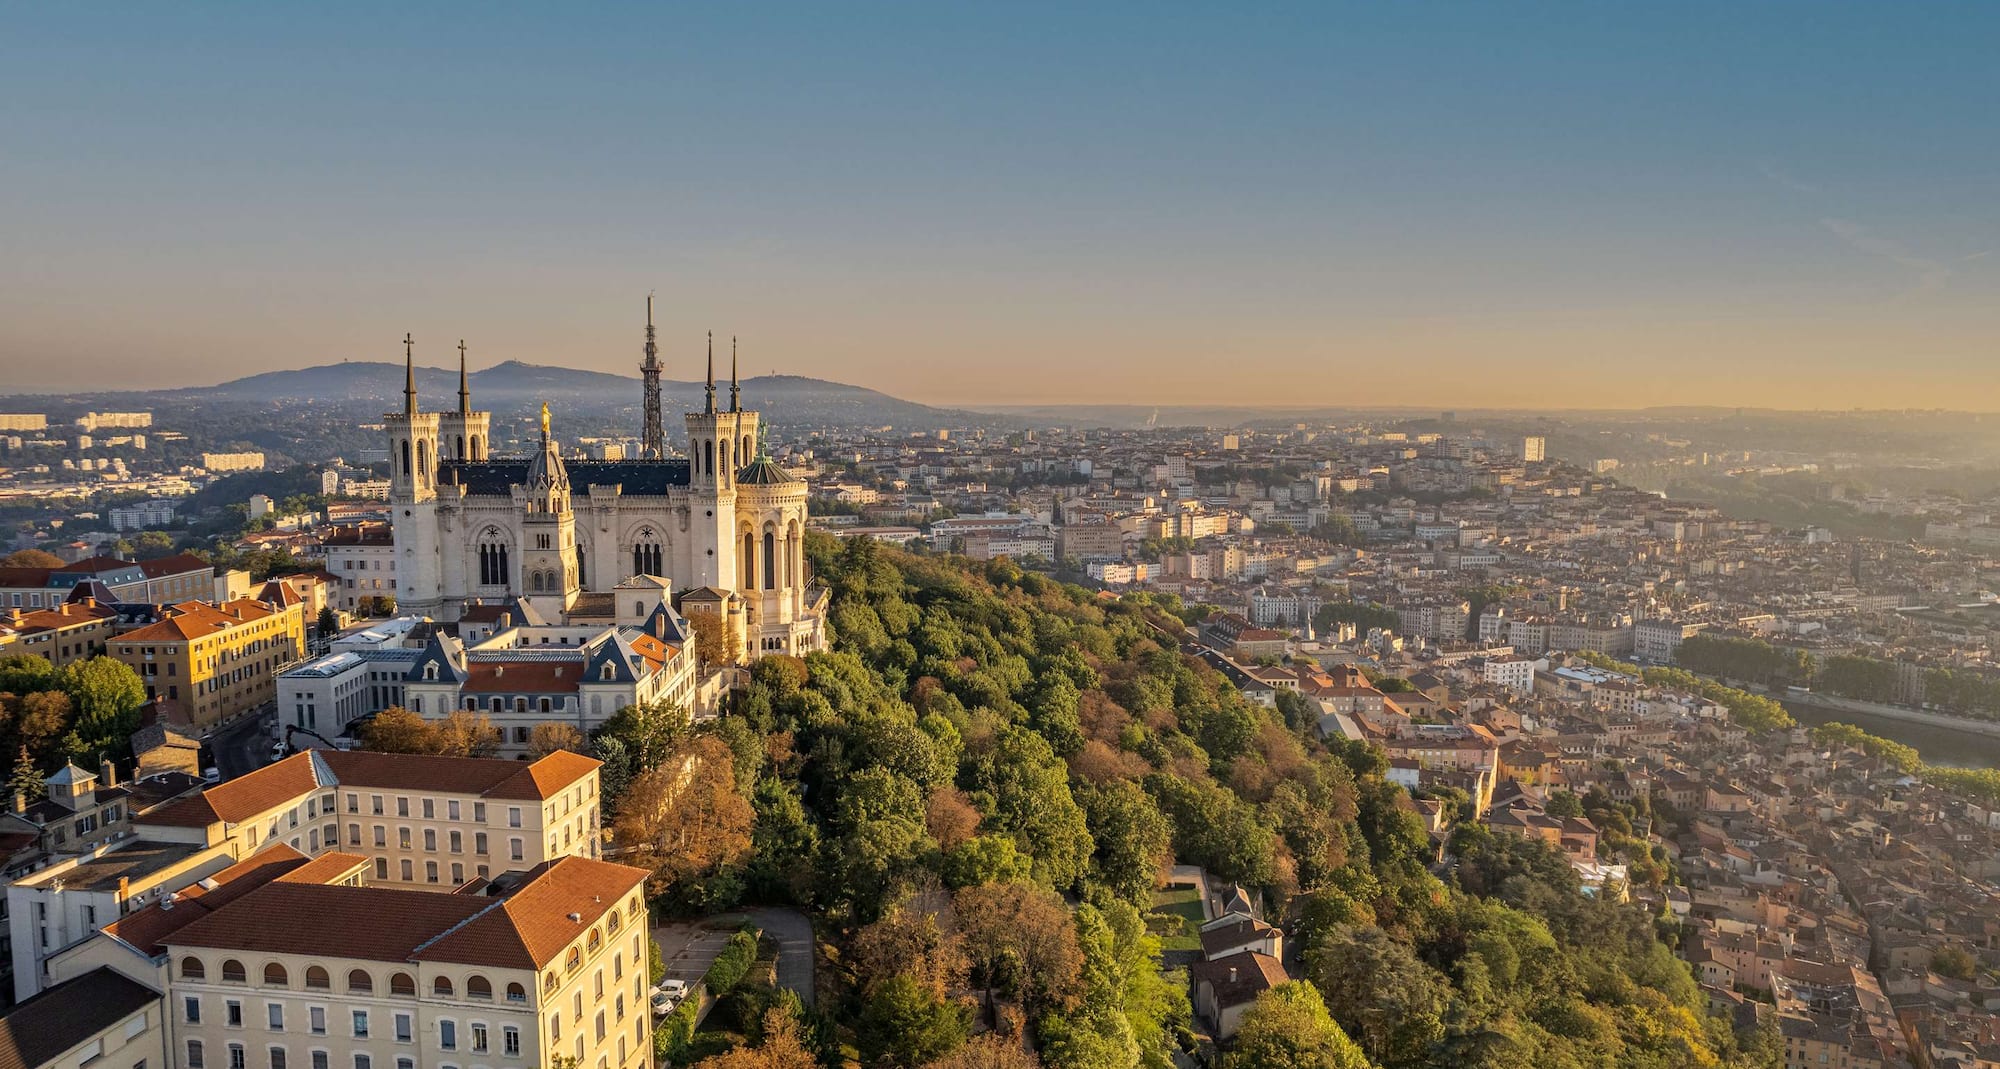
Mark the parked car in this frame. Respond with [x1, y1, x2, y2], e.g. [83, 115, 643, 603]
[649, 989, 678, 1016]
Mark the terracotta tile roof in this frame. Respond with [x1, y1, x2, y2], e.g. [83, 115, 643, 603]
[166, 881, 495, 962]
[461, 661, 580, 695]
[625, 632, 681, 671]
[162, 856, 646, 970]
[140, 752, 325, 827]
[137, 553, 213, 578]
[120, 597, 290, 643]
[141, 750, 598, 832]
[486, 751, 601, 801]
[0, 967, 159, 1069]
[414, 857, 647, 969]
[6, 603, 117, 631]
[103, 844, 313, 955]
[320, 749, 598, 800]
[0, 567, 53, 588]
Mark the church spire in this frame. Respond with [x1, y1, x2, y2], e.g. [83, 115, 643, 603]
[640, 294, 665, 460]
[457, 339, 470, 415]
[730, 336, 740, 412]
[704, 331, 717, 414]
[402, 332, 417, 416]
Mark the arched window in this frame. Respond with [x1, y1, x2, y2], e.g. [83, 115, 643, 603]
[417, 439, 429, 478]
[506, 982, 527, 1003]
[180, 957, 205, 980]
[390, 972, 416, 997]
[606, 912, 621, 935]
[467, 976, 492, 1001]
[347, 969, 373, 993]
[719, 440, 730, 477]
[433, 976, 454, 998]
[742, 434, 752, 459]
[764, 529, 776, 590]
[531, 571, 544, 593]
[543, 972, 559, 995]
[455, 434, 465, 459]
[703, 439, 714, 477]
[586, 929, 601, 954]
[263, 963, 288, 986]
[305, 966, 330, 990]
[400, 440, 412, 477]
[490, 697, 503, 713]
[741, 531, 754, 588]
[424, 663, 438, 681]
[515, 698, 528, 713]
[222, 959, 246, 983]
[601, 663, 615, 681]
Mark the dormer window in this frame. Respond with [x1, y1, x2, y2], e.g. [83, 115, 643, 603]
[423, 664, 438, 681]
[600, 664, 614, 681]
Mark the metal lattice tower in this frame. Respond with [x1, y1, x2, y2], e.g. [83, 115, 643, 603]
[640, 294, 665, 459]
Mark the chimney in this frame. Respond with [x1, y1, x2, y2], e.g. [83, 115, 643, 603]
[11, 791, 23, 815]
[100, 758, 116, 787]
[1227, 966, 1238, 984]
[118, 876, 129, 898]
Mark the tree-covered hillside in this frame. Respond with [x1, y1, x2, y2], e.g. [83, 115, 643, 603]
[636, 535, 1774, 1068]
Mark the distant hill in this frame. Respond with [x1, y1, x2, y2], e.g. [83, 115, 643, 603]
[47, 360, 993, 429]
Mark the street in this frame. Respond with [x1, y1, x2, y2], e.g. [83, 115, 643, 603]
[205, 704, 278, 780]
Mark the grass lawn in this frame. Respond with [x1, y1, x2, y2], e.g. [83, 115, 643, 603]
[1151, 887, 1205, 952]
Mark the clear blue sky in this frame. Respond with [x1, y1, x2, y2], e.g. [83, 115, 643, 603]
[3, 3, 1995, 407]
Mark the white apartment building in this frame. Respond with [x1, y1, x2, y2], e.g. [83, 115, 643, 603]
[322, 526, 397, 613]
[1634, 619, 1707, 664]
[200, 453, 267, 473]
[111, 499, 180, 532]
[77, 412, 153, 432]
[1482, 654, 1542, 695]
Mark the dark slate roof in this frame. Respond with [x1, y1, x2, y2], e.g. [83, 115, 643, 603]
[0, 967, 159, 1069]
[735, 455, 793, 486]
[441, 459, 691, 496]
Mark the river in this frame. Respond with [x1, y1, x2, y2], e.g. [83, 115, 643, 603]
[1781, 700, 2000, 771]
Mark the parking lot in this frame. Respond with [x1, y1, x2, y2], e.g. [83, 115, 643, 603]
[651, 920, 735, 989]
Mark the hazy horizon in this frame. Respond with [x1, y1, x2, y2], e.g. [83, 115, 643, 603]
[3, 5, 1996, 408]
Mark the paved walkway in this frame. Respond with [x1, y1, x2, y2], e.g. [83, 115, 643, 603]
[748, 907, 815, 1009]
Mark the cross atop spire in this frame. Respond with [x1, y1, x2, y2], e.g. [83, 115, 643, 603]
[402, 332, 417, 416]
[730, 336, 740, 413]
[457, 339, 470, 415]
[704, 331, 717, 414]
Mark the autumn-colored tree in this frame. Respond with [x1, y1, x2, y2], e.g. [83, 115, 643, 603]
[684, 610, 740, 671]
[689, 1010, 818, 1069]
[955, 881, 1083, 1021]
[924, 787, 981, 850]
[362, 707, 441, 754]
[527, 722, 588, 760]
[921, 1035, 1041, 1069]
[435, 711, 502, 757]
[852, 895, 969, 999]
[0, 549, 62, 569]
[15, 691, 72, 760]
[614, 735, 754, 894]
[1220, 981, 1369, 1069]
